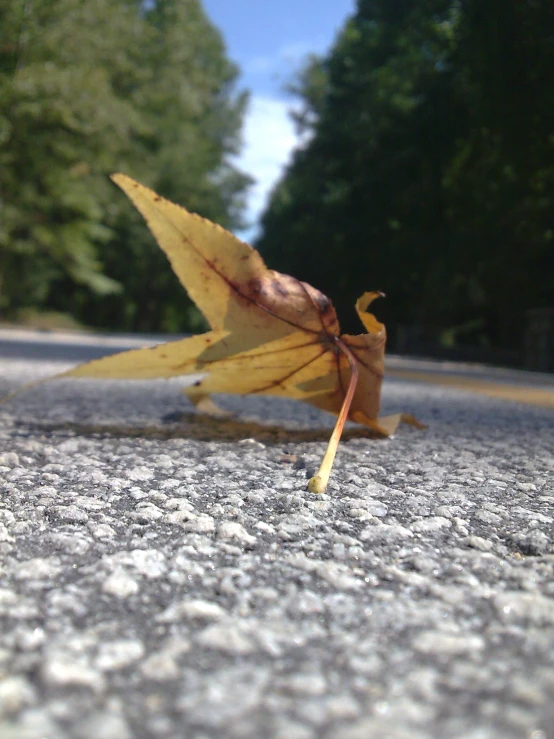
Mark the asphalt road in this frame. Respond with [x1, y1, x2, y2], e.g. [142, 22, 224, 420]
[1, 330, 553, 739]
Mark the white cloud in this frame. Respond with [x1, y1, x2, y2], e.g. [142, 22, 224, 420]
[245, 56, 274, 75]
[235, 95, 298, 240]
[247, 42, 316, 77]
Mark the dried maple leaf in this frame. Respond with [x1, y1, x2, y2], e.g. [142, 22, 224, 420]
[51, 175, 423, 491]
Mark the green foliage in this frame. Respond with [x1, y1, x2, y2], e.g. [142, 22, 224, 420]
[444, 0, 554, 346]
[0, 0, 250, 331]
[286, 54, 329, 137]
[257, 0, 554, 352]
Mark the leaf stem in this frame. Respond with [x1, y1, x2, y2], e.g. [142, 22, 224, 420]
[308, 337, 359, 493]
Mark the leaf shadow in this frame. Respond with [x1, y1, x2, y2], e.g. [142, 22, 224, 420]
[13, 411, 386, 445]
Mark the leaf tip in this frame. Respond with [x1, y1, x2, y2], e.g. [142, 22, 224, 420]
[400, 413, 428, 430]
[355, 292, 385, 334]
[110, 172, 138, 192]
[356, 291, 384, 312]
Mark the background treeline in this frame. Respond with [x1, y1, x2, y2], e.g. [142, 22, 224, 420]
[0, 0, 249, 332]
[1, 0, 553, 356]
[257, 0, 554, 354]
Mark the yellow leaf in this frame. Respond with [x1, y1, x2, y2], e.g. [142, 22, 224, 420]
[59, 175, 423, 491]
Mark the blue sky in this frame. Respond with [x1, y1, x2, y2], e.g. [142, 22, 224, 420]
[203, 0, 356, 236]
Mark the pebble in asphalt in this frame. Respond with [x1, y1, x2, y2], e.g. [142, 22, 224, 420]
[0, 357, 553, 738]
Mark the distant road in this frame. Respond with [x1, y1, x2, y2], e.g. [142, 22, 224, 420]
[0, 327, 167, 362]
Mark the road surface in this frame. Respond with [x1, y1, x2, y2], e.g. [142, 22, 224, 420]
[0, 329, 553, 739]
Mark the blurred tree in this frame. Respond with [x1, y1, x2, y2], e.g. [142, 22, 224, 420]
[257, 0, 554, 353]
[84, 0, 251, 332]
[286, 53, 329, 138]
[0, 0, 250, 331]
[257, 0, 464, 336]
[0, 0, 140, 312]
[443, 0, 554, 347]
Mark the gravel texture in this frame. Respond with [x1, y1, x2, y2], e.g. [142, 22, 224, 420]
[0, 348, 553, 739]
